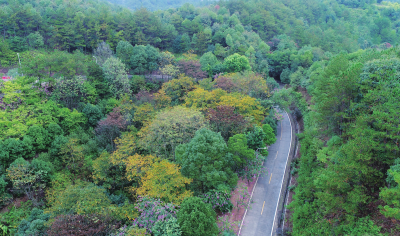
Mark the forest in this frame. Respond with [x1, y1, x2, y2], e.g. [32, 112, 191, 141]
[0, 0, 400, 235]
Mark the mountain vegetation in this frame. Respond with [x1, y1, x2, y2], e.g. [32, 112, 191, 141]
[0, 0, 400, 235]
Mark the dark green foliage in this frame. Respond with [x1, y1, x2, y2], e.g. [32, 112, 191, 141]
[246, 125, 266, 150]
[30, 159, 54, 184]
[26, 125, 51, 153]
[49, 135, 68, 169]
[177, 197, 218, 236]
[116, 41, 134, 66]
[16, 208, 50, 236]
[280, 68, 291, 84]
[46, 123, 64, 140]
[386, 159, 400, 188]
[0, 174, 12, 207]
[88, 62, 111, 100]
[82, 103, 103, 128]
[130, 45, 161, 74]
[176, 128, 238, 194]
[0, 40, 18, 67]
[130, 75, 147, 94]
[228, 134, 255, 173]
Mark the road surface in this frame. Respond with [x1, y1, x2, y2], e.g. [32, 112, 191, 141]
[239, 110, 292, 236]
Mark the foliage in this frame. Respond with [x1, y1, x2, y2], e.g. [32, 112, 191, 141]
[223, 53, 251, 73]
[130, 45, 161, 74]
[0, 201, 32, 235]
[152, 217, 182, 236]
[199, 52, 219, 76]
[228, 134, 255, 174]
[102, 57, 131, 99]
[262, 124, 276, 146]
[177, 60, 207, 80]
[185, 88, 265, 124]
[82, 103, 103, 128]
[157, 75, 196, 106]
[201, 189, 233, 213]
[94, 41, 114, 66]
[52, 76, 88, 110]
[16, 208, 50, 236]
[140, 106, 208, 160]
[95, 107, 128, 152]
[133, 196, 178, 234]
[124, 154, 193, 204]
[7, 158, 48, 206]
[246, 125, 267, 151]
[116, 41, 134, 66]
[176, 197, 218, 236]
[207, 106, 249, 141]
[217, 215, 239, 236]
[176, 128, 238, 194]
[45, 181, 130, 219]
[380, 169, 400, 220]
[47, 214, 120, 236]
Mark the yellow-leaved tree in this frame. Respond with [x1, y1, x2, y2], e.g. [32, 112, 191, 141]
[139, 106, 208, 160]
[185, 88, 265, 124]
[125, 154, 192, 204]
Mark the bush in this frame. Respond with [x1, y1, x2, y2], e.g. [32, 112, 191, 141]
[16, 208, 50, 236]
[130, 75, 147, 94]
[152, 217, 182, 236]
[201, 189, 233, 213]
[133, 196, 178, 234]
[82, 103, 103, 128]
[280, 68, 291, 84]
[47, 214, 120, 236]
[246, 125, 266, 150]
[177, 197, 218, 236]
[26, 125, 51, 153]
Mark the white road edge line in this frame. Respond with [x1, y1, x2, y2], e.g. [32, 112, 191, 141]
[237, 160, 262, 236]
[270, 111, 292, 236]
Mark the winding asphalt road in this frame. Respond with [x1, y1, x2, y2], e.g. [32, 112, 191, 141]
[239, 110, 292, 236]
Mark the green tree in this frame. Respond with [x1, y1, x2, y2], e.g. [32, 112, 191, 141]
[199, 52, 219, 76]
[175, 128, 238, 194]
[177, 197, 218, 236]
[102, 57, 131, 98]
[245, 46, 256, 68]
[141, 106, 208, 160]
[228, 134, 255, 173]
[223, 53, 251, 73]
[27, 32, 44, 49]
[130, 45, 160, 74]
[7, 158, 47, 206]
[116, 41, 134, 66]
[82, 103, 103, 128]
[262, 124, 276, 146]
[16, 208, 50, 236]
[93, 41, 114, 66]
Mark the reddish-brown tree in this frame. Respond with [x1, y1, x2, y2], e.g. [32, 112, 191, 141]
[207, 105, 250, 141]
[177, 60, 207, 80]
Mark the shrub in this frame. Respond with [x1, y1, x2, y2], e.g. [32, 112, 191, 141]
[82, 103, 103, 128]
[47, 214, 120, 236]
[16, 208, 50, 236]
[133, 196, 177, 234]
[152, 217, 182, 236]
[177, 197, 218, 236]
[201, 189, 233, 213]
